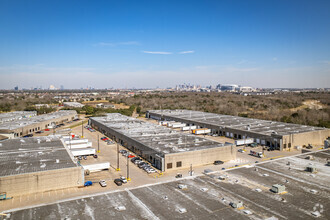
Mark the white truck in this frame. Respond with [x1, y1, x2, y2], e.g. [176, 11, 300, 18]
[71, 148, 96, 156]
[193, 128, 211, 135]
[181, 126, 197, 131]
[68, 142, 92, 149]
[65, 139, 89, 145]
[81, 162, 110, 172]
[172, 123, 186, 128]
[235, 138, 254, 146]
[250, 150, 264, 158]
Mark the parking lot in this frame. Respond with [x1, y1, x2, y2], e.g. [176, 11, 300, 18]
[5, 149, 329, 219]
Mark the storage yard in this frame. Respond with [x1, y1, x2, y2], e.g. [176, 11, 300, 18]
[89, 113, 236, 172]
[147, 110, 330, 151]
[4, 149, 329, 219]
[0, 110, 78, 138]
[0, 136, 84, 197]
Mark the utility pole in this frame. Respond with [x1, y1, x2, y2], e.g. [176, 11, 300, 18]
[97, 133, 100, 153]
[189, 164, 193, 176]
[116, 143, 120, 171]
[127, 155, 131, 181]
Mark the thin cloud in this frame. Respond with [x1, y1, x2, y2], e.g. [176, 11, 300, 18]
[96, 41, 140, 47]
[272, 57, 278, 61]
[142, 51, 172, 55]
[178, 50, 195, 54]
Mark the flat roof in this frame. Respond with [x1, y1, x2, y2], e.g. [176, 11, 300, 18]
[148, 109, 326, 136]
[63, 102, 85, 107]
[0, 111, 37, 123]
[91, 113, 230, 155]
[0, 136, 77, 177]
[6, 150, 330, 219]
[0, 110, 77, 131]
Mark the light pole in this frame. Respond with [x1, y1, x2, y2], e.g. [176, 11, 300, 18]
[68, 132, 72, 150]
[81, 120, 84, 138]
[116, 143, 120, 171]
[97, 133, 100, 153]
[127, 155, 131, 181]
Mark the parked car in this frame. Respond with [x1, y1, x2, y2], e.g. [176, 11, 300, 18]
[83, 156, 87, 160]
[146, 168, 156, 174]
[120, 176, 128, 183]
[176, 173, 183, 178]
[78, 156, 82, 160]
[35, 131, 44, 134]
[93, 154, 98, 158]
[114, 179, 122, 186]
[238, 149, 244, 153]
[134, 160, 143, 165]
[99, 180, 107, 187]
[128, 154, 135, 158]
[84, 181, 93, 187]
[119, 150, 127, 154]
[214, 160, 224, 165]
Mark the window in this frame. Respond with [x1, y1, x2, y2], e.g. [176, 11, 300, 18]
[167, 163, 173, 169]
[176, 161, 182, 168]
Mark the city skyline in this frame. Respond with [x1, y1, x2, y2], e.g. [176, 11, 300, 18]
[1, 0, 330, 89]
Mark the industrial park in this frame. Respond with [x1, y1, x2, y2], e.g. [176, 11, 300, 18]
[1, 0, 330, 219]
[0, 106, 329, 219]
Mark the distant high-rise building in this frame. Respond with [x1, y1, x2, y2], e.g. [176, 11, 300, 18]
[60, 85, 64, 90]
[14, 86, 18, 91]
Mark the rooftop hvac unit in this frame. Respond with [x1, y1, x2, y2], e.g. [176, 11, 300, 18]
[271, 184, 286, 194]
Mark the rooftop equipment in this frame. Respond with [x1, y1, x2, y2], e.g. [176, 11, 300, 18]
[271, 184, 286, 194]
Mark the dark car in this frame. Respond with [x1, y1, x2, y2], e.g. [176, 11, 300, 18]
[214, 160, 224, 165]
[93, 154, 98, 158]
[114, 179, 122, 186]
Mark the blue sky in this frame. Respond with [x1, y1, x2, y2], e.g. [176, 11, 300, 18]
[0, 0, 329, 89]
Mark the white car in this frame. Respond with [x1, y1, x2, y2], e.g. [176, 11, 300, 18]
[146, 168, 157, 173]
[99, 180, 107, 187]
[120, 176, 128, 183]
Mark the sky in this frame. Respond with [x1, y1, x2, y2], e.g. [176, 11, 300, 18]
[0, 0, 330, 89]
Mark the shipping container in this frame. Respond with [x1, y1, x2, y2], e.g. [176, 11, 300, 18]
[65, 139, 89, 145]
[71, 148, 96, 156]
[82, 162, 110, 172]
[68, 142, 92, 149]
[181, 126, 197, 131]
[235, 138, 254, 146]
[193, 128, 211, 135]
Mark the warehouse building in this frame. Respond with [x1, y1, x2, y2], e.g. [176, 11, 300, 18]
[63, 102, 85, 108]
[0, 110, 78, 138]
[146, 110, 330, 151]
[89, 114, 235, 171]
[0, 136, 84, 197]
[0, 111, 37, 124]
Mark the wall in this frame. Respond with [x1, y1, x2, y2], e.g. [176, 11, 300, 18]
[0, 167, 84, 197]
[164, 145, 236, 171]
[282, 129, 330, 149]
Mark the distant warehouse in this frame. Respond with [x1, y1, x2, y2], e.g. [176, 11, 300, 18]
[89, 114, 235, 171]
[146, 110, 330, 151]
[0, 111, 37, 124]
[0, 137, 84, 197]
[0, 110, 77, 138]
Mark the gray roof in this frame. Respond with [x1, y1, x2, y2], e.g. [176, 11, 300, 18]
[148, 109, 326, 136]
[6, 150, 330, 219]
[91, 113, 230, 155]
[0, 110, 77, 131]
[0, 136, 77, 177]
[0, 111, 37, 124]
